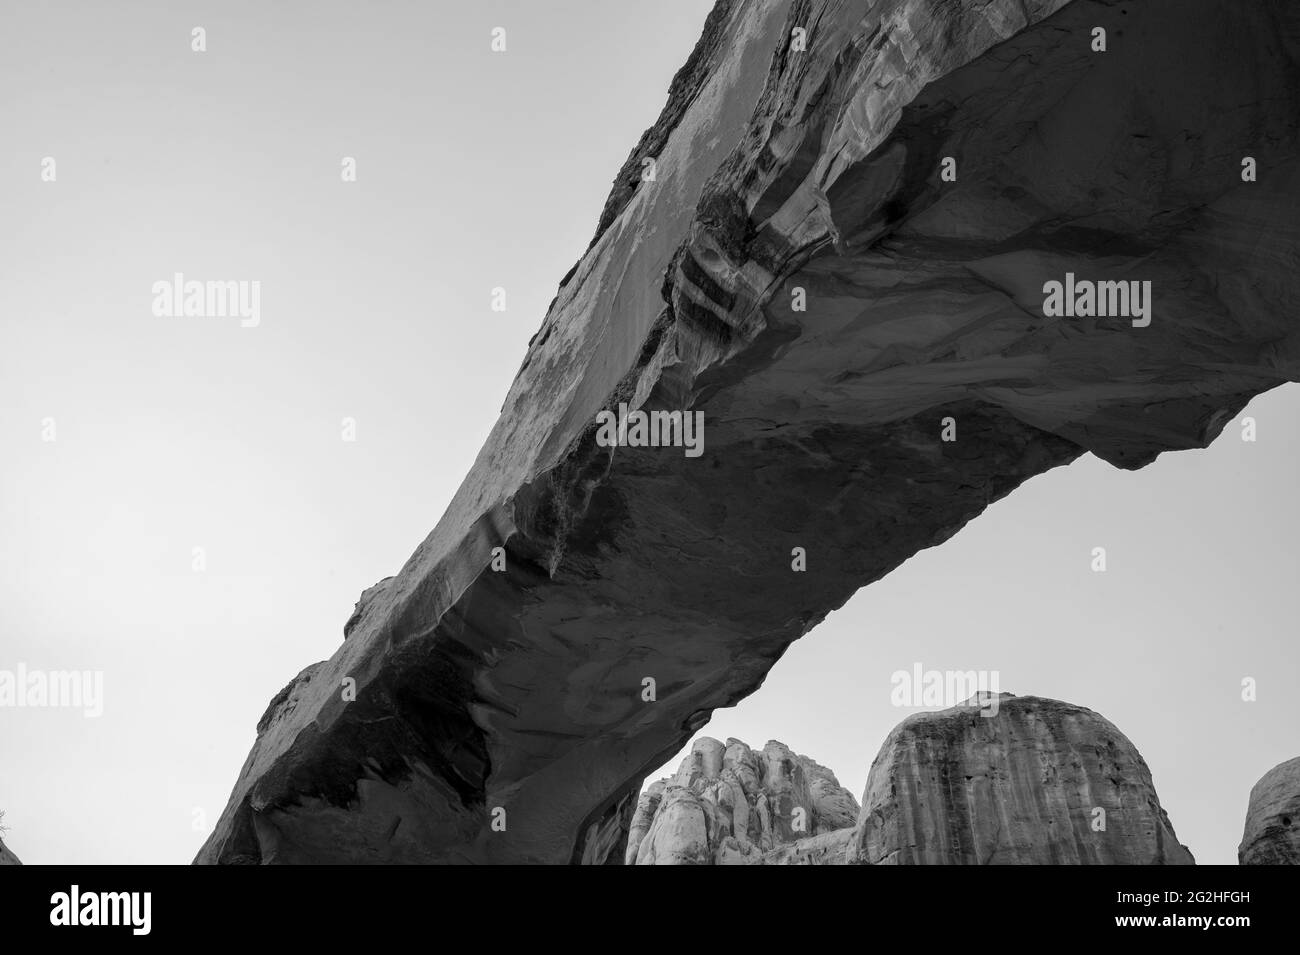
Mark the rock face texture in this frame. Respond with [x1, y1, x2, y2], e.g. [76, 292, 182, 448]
[198, 0, 1300, 864]
[626, 738, 858, 864]
[758, 827, 853, 865]
[1239, 757, 1300, 865]
[847, 694, 1195, 865]
[0, 836, 20, 865]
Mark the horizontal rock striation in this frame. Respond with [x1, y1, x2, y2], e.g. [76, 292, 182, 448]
[627, 737, 858, 864]
[847, 693, 1195, 864]
[199, 0, 1300, 864]
[1239, 756, 1300, 865]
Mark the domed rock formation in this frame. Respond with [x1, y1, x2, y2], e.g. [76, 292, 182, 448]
[626, 738, 859, 864]
[1239, 757, 1300, 865]
[847, 693, 1195, 865]
[197, 0, 1300, 865]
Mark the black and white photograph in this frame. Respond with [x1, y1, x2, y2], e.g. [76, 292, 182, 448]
[2, 0, 1297, 937]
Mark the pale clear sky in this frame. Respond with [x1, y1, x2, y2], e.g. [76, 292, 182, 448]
[1, 0, 1295, 866]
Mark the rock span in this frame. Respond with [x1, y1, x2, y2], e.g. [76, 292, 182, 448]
[198, 0, 1300, 864]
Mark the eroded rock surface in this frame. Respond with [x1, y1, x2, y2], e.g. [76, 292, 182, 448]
[199, 0, 1300, 864]
[757, 828, 853, 865]
[626, 737, 858, 864]
[1239, 756, 1300, 865]
[0, 836, 20, 865]
[847, 693, 1195, 865]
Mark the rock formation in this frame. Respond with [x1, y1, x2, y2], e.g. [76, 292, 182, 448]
[632, 694, 1194, 866]
[626, 737, 858, 864]
[847, 693, 1194, 864]
[198, 0, 1300, 864]
[0, 836, 20, 866]
[1239, 757, 1300, 865]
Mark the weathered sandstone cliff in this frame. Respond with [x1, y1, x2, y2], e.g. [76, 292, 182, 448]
[847, 693, 1195, 864]
[1239, 756, 1300, 865]
[198, 0, 1300, 864]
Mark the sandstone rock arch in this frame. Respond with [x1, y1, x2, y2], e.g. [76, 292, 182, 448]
[197, 0, 1300, 864]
